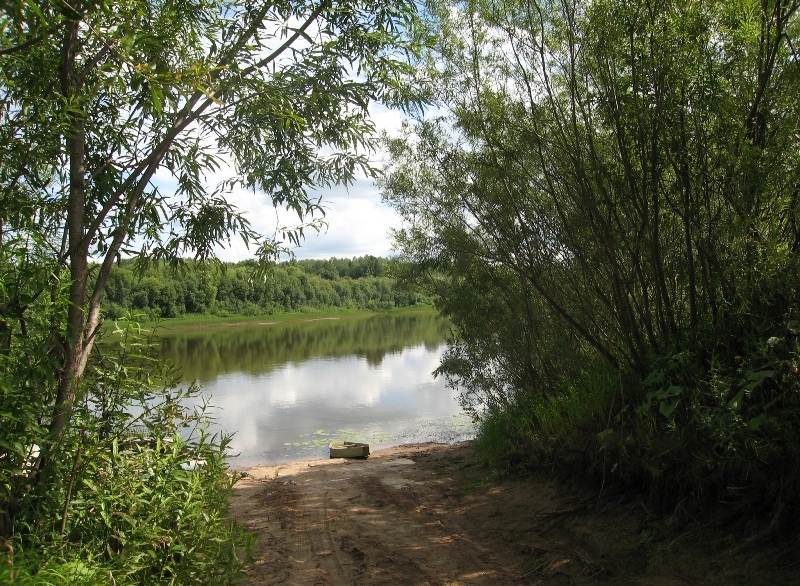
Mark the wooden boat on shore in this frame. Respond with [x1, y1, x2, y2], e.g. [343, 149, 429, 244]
[329, 441, 370, 459]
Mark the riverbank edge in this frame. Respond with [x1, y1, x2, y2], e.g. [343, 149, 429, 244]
[104, 305, 439, 333]
[231, 440, 465, 474]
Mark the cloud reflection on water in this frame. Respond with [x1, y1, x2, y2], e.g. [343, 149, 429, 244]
[180, 339, 464, 466]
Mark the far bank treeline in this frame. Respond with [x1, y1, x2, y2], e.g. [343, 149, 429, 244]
[100, 256, 434, 319]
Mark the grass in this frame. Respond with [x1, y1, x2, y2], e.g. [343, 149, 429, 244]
[102, 305, 439, 333]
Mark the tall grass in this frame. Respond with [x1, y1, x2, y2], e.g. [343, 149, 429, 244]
[1, 318, 252, 584]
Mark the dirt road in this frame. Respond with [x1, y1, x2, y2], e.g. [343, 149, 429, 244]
[229, 442, 798, 585]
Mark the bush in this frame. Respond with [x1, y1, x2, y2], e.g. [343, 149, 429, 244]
[472, 331, 800, 527]
[1, 317, 251, 585]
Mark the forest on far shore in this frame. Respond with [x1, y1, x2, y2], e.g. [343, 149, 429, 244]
[101, 256, 434, 319]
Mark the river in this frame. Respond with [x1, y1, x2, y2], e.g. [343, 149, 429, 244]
[158, 311, 473, 466]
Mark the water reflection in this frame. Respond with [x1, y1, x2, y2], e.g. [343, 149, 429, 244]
[158, 313, 471, 466]
[159, 313, 450, 381]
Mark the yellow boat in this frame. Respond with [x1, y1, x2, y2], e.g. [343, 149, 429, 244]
[329, 441, 370, 459]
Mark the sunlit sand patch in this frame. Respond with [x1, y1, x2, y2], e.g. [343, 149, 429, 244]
[381, 476, 425, 488]
[380, 458, 416, 467]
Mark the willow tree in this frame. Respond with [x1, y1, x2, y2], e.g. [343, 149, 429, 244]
[0, 0, 425, 466]
[384, 0, 800, 507]
[387, 0, 800, 386]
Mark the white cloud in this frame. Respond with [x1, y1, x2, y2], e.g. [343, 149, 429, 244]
[208, 101, 412, 262]
[204, 176, 401, 262]
[147, 99, 417, 262]
[369, 103, 407, 137]
[292, 181, 400, 260]
[183, 343, 460, 464]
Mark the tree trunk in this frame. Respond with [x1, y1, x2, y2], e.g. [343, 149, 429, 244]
[48, 18, 90, 451]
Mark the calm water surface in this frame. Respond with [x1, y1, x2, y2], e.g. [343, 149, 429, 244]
[159, 312, 472, 466]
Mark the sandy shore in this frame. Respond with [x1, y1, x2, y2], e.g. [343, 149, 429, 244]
[229, 442, 797, 585]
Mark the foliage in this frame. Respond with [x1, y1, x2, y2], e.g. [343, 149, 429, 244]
[0, 237, 68, 537]
[1, 314, 250, 584]
[384, 0, 800, 523]
[2, 0, 428, 578]
[1, 0, 428, 471]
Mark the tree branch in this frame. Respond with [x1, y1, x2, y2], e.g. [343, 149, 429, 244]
[0, 21, 67, 56]
[77, 0, 331, 253]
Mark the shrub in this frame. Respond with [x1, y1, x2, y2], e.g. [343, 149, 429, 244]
[1, 317, 251, 585]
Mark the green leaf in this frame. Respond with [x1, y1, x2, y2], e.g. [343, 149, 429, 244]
[642, 370, 665, 387]
[636, 391, 656, 415]
[747, 370, 775, 384]
[748, 413, 768, 431]
[24, 0, 46, 22]
[659, 398, 679, 418]
[151, 85, 163, 114]
[597, 428, 614, 442]
[727, 389, 746, 411]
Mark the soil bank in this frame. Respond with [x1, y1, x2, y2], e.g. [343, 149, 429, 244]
[229, 442, 799, 585]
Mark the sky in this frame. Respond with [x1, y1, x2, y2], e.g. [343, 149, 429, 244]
[191, 104, 411, 263]
[145, 11, 429, 264]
